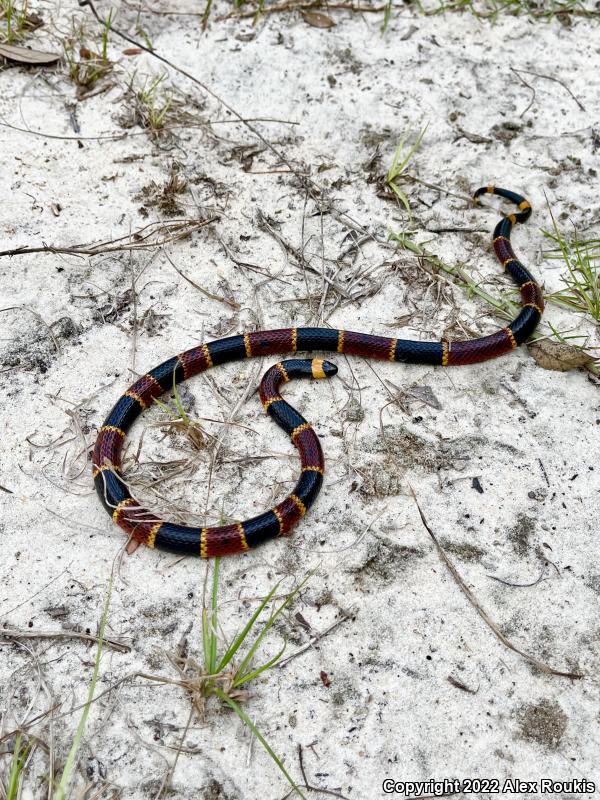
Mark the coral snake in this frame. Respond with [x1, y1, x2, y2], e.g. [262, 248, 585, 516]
[93, 186, 544, 558]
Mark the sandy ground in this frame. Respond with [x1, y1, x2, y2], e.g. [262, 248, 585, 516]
[1, 1, 599, 799]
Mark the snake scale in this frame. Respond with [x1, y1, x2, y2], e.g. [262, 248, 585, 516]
[93, 185, 544, 557]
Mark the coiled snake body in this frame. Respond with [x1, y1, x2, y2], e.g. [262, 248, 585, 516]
[93, 186, 544, 557]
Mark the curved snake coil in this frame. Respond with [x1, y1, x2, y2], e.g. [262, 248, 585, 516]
[93, 186, 544, 557]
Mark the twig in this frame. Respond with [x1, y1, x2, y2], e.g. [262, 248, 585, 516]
[295, 743, 351, 800]
[256, 210, 352, 300]
[538, 458, 550, 487]
[153, 707, 194, 800]
[487, 567, 548, 588]
[447, 675, 477, 694]
[277, 612, 352, 667]
[512, 67, 585, 112]
[0, 219, 215, 259]
[218, 0, 387, 19]
[0, 117, 299, 142]
[510, 67, 536, 118]
[163, 251, 241, 310]
[409, 487, 582, 680]
[1, 628, 131, 654]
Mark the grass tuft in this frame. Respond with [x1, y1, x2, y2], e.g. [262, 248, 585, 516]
[134, 74, 175, 131]
[63, 14, 113, 92]
[149, 366, 208, 451]
[162, 561, 312, 798]
[200, 561, 310, 797]
[0, 0, 39, 44]
[386, 126, 428, 217]
[417, 0, 593, 21]
[542, 212, 600, 324]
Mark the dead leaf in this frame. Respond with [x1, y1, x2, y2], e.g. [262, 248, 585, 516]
[301, 10, 335, 27]
[320, 670, 331, 687]
[0, 43, 60, 65]
[528, 340, 594, 372]
[447, 675, 477, 694]
[407, 384, 442, 410]
[383, 313, 412, 328]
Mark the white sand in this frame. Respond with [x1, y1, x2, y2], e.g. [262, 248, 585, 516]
[1, 1, 599, 798]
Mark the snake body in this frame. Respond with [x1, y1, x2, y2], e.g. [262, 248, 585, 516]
[93, 186, 544, 557]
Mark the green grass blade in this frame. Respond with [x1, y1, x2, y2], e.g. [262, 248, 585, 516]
[386, 131, 409, 184]
[208, 558, 220, 673]
[52, 577, 112, 800]
[252, 0, 265, 24]
[380, 0, 392, 32]
[388, 184, 411, 215]
[216, 581, 281, 673]
[395, 123, 428, 175]
[212, 688, 306, 800]
[542, 211, 600, 324]
[202, 606, 211, 673]
[101, 8, 113, 62]
[6, 733, 31, 800]
[172, 366, 190, 424]
[386, 125, 428, 218]
[151, 396, 176, 416]
[388, 230, 520, 317]
[201, 0, 213, 30]
[234, 639, 287, 688]
[234, 573, 312, 683]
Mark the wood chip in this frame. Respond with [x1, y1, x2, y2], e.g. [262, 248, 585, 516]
[0, 43, 60, 65]
[528, 340, 595, 372]
[301, 10, 335, 27]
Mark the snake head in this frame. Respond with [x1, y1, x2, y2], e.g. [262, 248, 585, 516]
[311, 359, 338, 379]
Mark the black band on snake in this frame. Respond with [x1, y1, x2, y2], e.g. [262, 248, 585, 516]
[93, 186, 544, 557]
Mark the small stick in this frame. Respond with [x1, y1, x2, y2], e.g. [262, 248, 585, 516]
[487, 567, 548, 589]
[219, 0, 387, 20]
[410, 487, 582, 680]
[294, 743, 351, 800]
[1, 628, 131, 653]
[0, 219, 215, 259]
[510, 67, 536, 118]
[164, 251, 241, 310]
[512, 67, 585, 112]
[277, 613, 352, 667]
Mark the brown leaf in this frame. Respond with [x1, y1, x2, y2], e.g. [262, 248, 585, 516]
[301, 10, 335, 27]
[122, 48, 142, 56]
[0, 43, 60, 65]
[528, 340, 594, 372]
